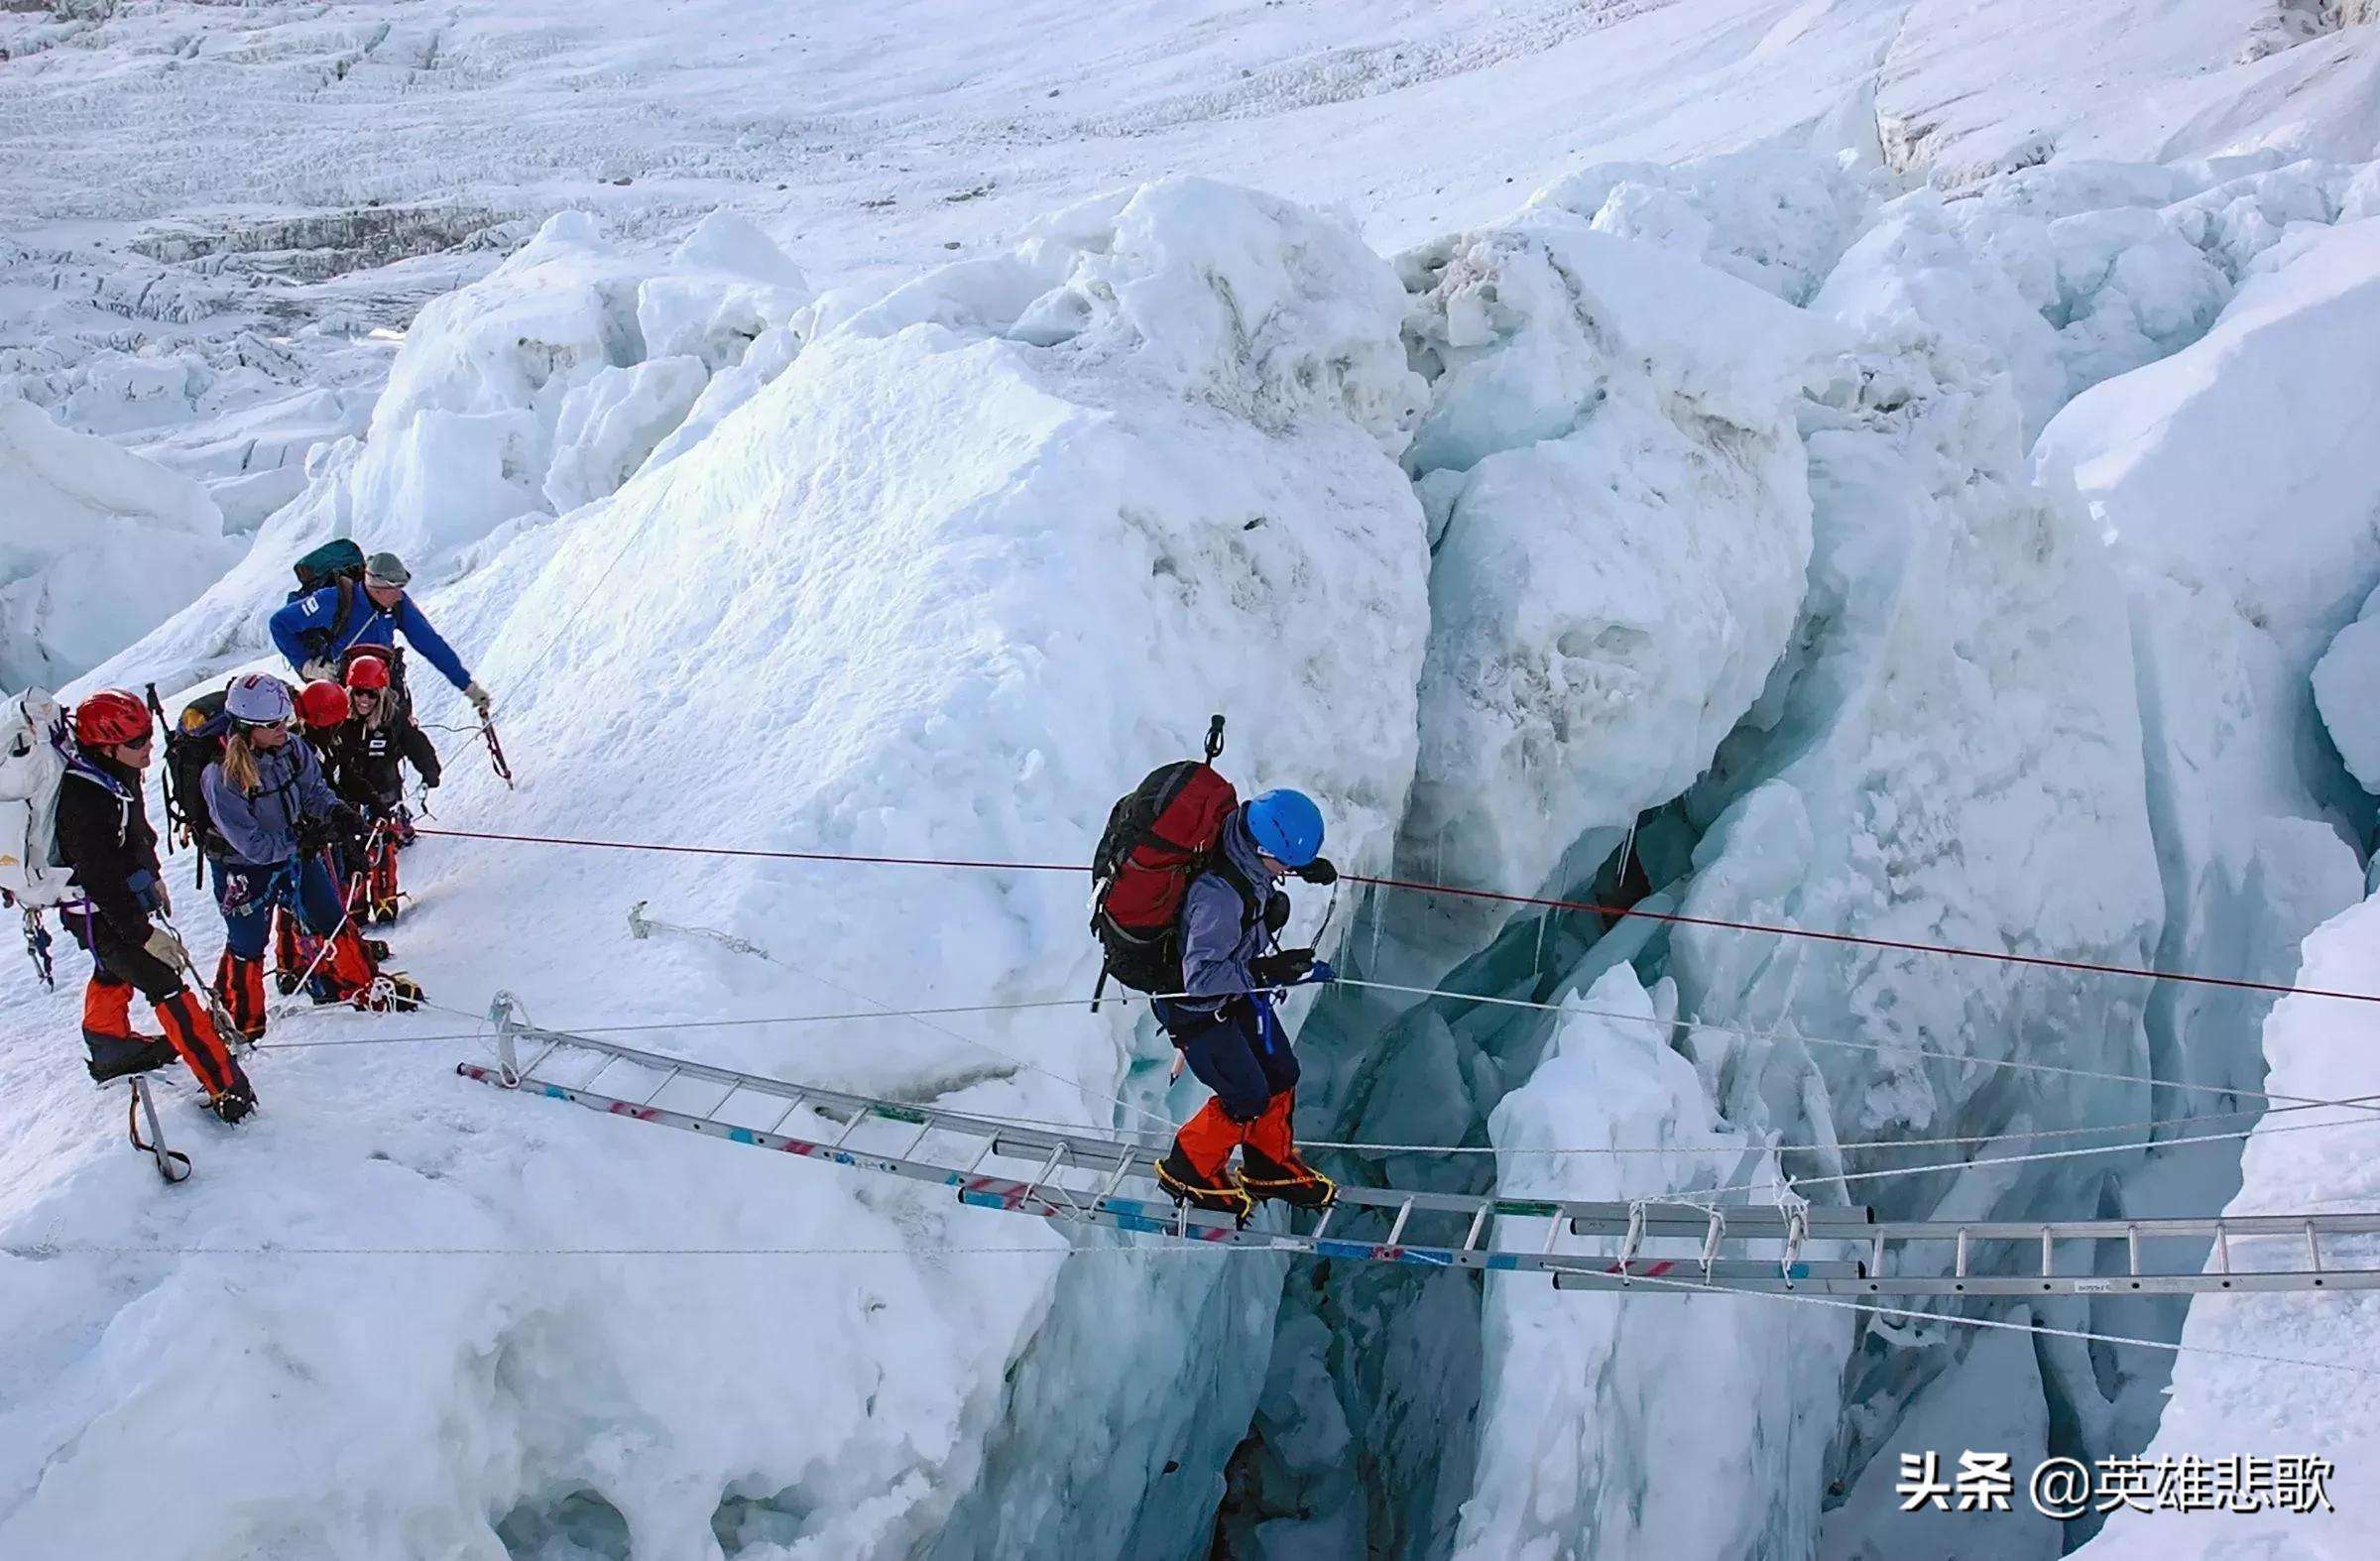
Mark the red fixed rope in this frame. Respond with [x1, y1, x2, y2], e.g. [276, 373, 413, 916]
[412, 825, 2380, 1008]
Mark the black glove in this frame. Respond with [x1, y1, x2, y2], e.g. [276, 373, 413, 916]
[1297, 857, 1338, 886]
[295, 815, 334, 855]
[1249, 949, 1316, 988]
[1263, 895, 1291, 935]
[331, 802, 364, 838]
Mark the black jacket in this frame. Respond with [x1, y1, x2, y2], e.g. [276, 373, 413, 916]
[55, 752, 162, 942]
[324, 715, 440, 808]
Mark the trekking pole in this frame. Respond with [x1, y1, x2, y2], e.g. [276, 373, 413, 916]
[480, 718, 516, 789]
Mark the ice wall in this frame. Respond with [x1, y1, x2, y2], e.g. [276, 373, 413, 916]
[75, 210, 813, 698]
[1457, 967, 1849, 1560]
[1389, 207, 1830, 982]
[0, 396, 238, 692]
[2074, 892, 2380, 1559]
[2036, 216, 2380, 1123]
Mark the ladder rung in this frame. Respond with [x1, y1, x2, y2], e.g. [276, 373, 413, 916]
[1460, 1204, 1489, 1255]
[900, 1118, 938, 1161]
[1384, 1198, 1415, 1249]
[830, 1108, 869, 1149]
[764, 1092, 808, 1137]
[639, 1066, 683, 1107]
[1095, 1150, 1135, 1204]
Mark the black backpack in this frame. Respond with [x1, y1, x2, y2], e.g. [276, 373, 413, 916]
[287, 539, 369, 661]
[154, 682, 235, 883]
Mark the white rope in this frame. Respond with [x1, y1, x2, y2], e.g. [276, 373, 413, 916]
[1605, 1266, 2380, 1380]
[1336, 978, 2380, 1120]
[622, 903, 1180, 1136]
[262, 819, 391, 1021]
[5, 1240, 1192, 1261]
[15, 1236, 2371, 1380]
[339, 985, 2380, 1167]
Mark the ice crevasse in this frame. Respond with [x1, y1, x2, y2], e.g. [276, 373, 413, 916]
[11, 140, 2380, 1558]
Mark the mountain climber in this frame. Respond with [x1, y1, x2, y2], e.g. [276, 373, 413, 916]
[266, 550, 491, 722]
[53, 688, 255, 1120]
[201, 673, 419, 1037]
[1152, 788, 1341, 1220]
[328, 653, 439, 921]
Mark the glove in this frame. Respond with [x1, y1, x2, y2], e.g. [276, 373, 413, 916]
[142, 924, 189, 970]
[1301, 958, 1337, 987]
[296, 814, 337, 855]
[1263, 895, 1291, 935]
[1249, 949, 1316, 988]
[1297, 857, 1339, 886]
[299, 659, 335, 683]
[463, 681, 492, 718]
[331, 801, 365, 838]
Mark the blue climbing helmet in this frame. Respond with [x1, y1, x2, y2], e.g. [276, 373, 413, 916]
[1242, 788, 1324, 868]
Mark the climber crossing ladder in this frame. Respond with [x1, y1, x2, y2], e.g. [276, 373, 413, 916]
[454, 997, 2380, 1297]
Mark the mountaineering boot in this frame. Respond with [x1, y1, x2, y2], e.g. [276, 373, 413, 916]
[1155, 1142, 1254, 1224]
[1238, 1142, 1337, 1211]
[306, 924, 381, 1006]
[215, 951, 268, 1040]
[157, 988, 249, 1119]
[358, 971, 424, 1014]
[271, 906, 304, 996]
[1239, 1090, 1334, 1209]
[362, 936, 392, 964]
[81, 973, 178, 1081]
[86, 1033, 179, 1084]
[207, 1073, 258, 1126]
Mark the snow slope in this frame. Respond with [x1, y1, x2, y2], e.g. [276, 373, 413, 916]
[0, 177, 1430, 1559]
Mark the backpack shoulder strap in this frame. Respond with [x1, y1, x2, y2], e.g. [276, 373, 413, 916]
[1205, 853, 1264, 934]
[326, 576, 358, 646]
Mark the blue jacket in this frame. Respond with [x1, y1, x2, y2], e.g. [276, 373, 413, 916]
[1178, 812, 1283, 1009]
[269, 584, 472, 690]
[202, 737, 340, 867]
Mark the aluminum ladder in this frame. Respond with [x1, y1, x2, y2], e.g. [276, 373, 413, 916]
[457, 998, 2380, 1297]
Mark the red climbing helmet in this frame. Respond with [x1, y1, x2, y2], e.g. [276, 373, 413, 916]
[73, 688, 153, 749]
[344, 654, 392, 692]
[297, 679, 351, 731]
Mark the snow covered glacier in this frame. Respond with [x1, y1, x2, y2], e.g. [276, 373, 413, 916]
[12, 8, 2380, 1560]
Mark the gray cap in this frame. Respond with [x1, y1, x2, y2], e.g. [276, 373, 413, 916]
[364, 551, 412, 587]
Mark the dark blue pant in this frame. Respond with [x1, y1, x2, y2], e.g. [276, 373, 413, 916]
[1155, 995, 1297, 1123]
[214, 855, 343, 961]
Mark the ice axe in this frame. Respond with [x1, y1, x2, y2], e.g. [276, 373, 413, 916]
[154, 912, 251, 1057]
[479, 717, 516, 789]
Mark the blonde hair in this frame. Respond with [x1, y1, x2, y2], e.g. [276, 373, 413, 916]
[220, 731, 263, 794]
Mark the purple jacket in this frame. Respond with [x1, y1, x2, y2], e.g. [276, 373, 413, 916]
[1178, 811, 1282, 1009]
[202, 736, 339, 866]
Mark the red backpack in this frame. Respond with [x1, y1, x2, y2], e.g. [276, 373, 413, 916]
[1089, 717, 1246, 1006]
